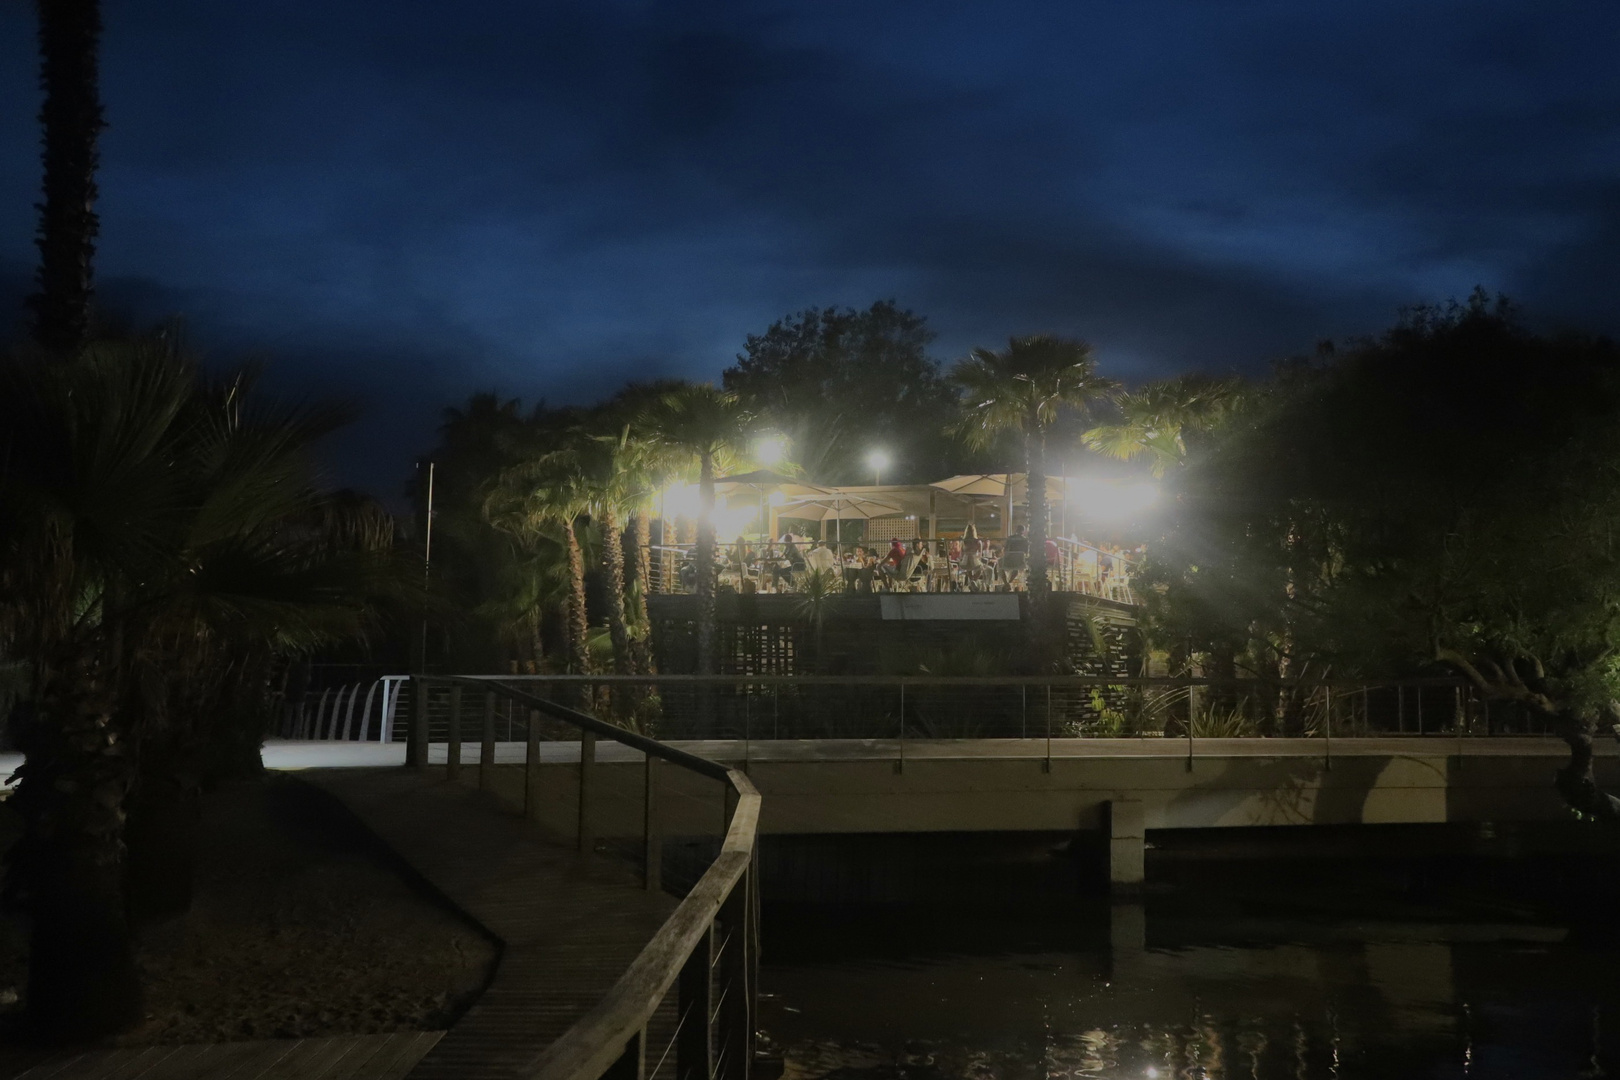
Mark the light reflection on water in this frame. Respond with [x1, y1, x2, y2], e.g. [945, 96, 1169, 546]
[763, 930, 1617, 1080]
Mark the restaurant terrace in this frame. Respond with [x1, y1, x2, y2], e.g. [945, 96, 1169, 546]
[644, 472, 1150, 605]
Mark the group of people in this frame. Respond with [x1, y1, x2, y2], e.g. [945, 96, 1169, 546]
[701, 524, 1070, 594]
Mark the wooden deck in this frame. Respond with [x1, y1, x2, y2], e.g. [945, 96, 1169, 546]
[0, 1031, 443, 1080]
[0, 767, 681, 1080]
[306, 769, 678, 1080]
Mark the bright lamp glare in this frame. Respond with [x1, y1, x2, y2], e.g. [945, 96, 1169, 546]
[867, 449, 892, 472]
[755, 435, 788, 465]
[767, 491, 787, 507]
[662, 484, 702, 518]
[712, 505, 757, 537]
[1070, 479, 1158, 521]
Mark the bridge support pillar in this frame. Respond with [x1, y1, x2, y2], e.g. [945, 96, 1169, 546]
[1106, 799, 1145, 891]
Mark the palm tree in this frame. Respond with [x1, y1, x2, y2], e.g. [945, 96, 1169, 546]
[30, 0, 107, 356]
[1083, 373, 1241, 476]
[639, 384, 751, 675]
[952, 336, 1118, 598]
[486, 450, 593, 681]
[0, 333, 412, 1040]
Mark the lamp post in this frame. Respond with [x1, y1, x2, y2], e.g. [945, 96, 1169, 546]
[867, 448, 891, 487]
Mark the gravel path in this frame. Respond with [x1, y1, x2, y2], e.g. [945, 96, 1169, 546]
[0, 773, 498, 1045]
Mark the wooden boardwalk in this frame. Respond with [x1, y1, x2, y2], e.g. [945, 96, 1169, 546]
[306, 769, 678, 1080]
[0, 766, 680, 1080]
[0, 1031, 443, 1080]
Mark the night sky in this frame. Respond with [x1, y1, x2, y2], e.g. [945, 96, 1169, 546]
[2, 1, 1617, 495]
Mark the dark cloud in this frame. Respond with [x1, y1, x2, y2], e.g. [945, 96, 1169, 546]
[2, 0, 1618, 493]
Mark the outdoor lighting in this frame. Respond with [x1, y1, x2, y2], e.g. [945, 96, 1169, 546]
[768, 491, 787, 507]
[712, 505, 757, 538]
[755, 435, 789, 466]
[1070, 479, 1158, 521]
[867, 448, 892, 486]
[662, 484, 702, 519]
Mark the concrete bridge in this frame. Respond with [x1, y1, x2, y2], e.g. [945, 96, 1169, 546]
[264, 734, 1610, 888]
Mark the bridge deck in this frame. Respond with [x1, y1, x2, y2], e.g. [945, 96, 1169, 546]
[304, 770, 678, 1080]
[256, 734, 1602, 771]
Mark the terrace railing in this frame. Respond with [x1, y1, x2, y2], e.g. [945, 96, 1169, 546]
[409, 675, 760, 1080]
[392, 674, 1545, 777]
[645, 538, 1138, 604]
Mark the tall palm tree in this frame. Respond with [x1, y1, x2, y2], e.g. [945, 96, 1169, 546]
[639, 384, 751, 675]
[1083, 373, 1241, 476]
[30, 0, 107, 356]
[952, 336, 1118, 598]
[0, 333, 413, 1040]
[486, 451, 593, 681]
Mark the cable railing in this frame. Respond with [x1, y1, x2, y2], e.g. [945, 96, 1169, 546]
[386, 674, 1556, 785]
[645, 538, 1138, 603]
[409, 674, 760, 1080]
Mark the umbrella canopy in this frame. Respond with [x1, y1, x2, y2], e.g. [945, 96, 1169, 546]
[714, 469, 830, 496]
[775, 494, 904, 520]
[930, 473, 1068, 504]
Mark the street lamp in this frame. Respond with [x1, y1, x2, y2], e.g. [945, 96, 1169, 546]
[755, 435, 788, 467]
[867, 448, 892, 486]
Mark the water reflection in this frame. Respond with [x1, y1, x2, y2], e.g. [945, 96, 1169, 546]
[764, 911, 1617, 1080]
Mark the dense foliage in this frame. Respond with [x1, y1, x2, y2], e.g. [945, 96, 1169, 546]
[1143, 294, 1620, 814]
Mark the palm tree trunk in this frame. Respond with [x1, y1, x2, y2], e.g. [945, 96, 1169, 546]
[30, 0, 106, 356]
[1026, 425, 1051, 597]
[626, 512, 653, 675]
[565, 517, 589, 679]
[695, 454, 718, 677]
[600, 507, 631, 677]
[10, 645, 142, 1041]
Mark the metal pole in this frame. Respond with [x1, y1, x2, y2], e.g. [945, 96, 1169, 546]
[1324, 685, 1333, 771]
[578, 729, 596, 854]
[446, 685, 462, 781]
[408, 677, 428, 770]
[480, 690, 496, 791]
[524, 708, 541, 822]
[418, 460, 435, 670]
[894, 683, 905, 774]
[643, 756, 661, 892]
[1044, 684, 1052, 773]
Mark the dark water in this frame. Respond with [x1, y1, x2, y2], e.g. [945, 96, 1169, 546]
[758, 832, 1620, 1080]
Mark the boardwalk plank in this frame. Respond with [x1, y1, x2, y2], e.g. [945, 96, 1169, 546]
[304, 769, 680, 1080]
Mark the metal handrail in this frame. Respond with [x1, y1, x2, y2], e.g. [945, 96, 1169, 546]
[446, 673, 1470, 689]
[411, 674, 760, 1080]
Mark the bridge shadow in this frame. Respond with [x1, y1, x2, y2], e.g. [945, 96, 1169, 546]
[1166, 754, 1449, 828]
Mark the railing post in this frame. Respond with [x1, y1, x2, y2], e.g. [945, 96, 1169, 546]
[1324, 685, 1333, 771]
[480, 690, 496, 791]
[579, 729, 596, 854]
[676, 922, 714, 1080]
[1043, 684, 1052, 773]
[894, 682, 905, 775]
[447, 684, 463, 782]
[644, 756, 662, 892]
[716, 872, 754, 1080]
[603, 1029, 646, 1080]
[525, 708, 542, 822]
[407, 677, 429, 770]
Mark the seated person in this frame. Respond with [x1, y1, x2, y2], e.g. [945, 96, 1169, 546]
[805, 540, 838, 574]
[879, 538, 908, 587]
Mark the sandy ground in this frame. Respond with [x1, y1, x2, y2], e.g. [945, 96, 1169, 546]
[0, 774, 497, 1045]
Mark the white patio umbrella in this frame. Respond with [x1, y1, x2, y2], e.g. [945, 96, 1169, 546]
[775, 494, 905, 546]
